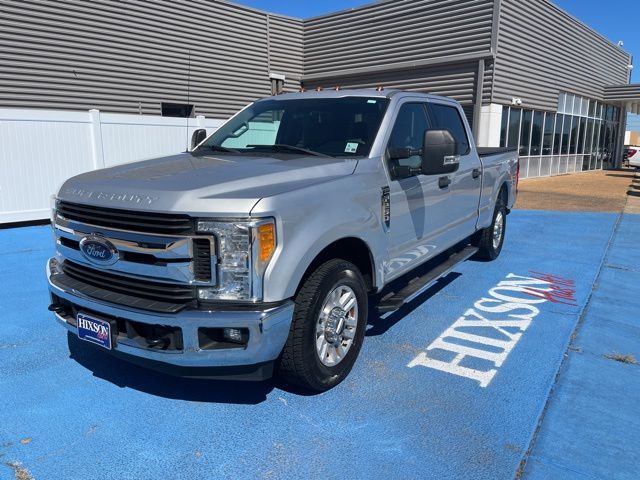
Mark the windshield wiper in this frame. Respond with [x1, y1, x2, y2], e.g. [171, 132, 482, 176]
[247, 144, 333, 158]
[204, 144, 240, 154]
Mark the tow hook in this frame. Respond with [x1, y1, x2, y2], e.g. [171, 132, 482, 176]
[146, 336, 171, 349]
[48, 303, 66, 315]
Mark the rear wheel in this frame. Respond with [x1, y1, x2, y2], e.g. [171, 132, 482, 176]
[473, 194, 507, 261]
[276, 259, 368, 392]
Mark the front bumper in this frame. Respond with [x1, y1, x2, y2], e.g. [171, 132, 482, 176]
[47, 258, 294, 380]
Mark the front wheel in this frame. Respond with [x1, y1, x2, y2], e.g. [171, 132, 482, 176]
[276, 259, 368, 392]
[473, 195, 507, 261]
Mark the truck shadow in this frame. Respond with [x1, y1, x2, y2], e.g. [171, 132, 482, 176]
[66, 271, 464, 403]
[366, 272, 462, 337]
[66, 332, 276, 404]
[605, 172, 637, 179]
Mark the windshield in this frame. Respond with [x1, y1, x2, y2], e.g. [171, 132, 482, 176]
[196, 97, 390, 158]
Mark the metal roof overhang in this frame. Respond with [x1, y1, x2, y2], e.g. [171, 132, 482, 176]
[604, 84, 640, 114]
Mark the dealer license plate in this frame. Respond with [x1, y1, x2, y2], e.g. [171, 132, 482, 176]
[77, 313, 112, 350]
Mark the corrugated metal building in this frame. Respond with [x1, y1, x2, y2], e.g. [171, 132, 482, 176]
[303, 0, 496, 126]
[0, 0, 303, 118]
[1, 0, 639, 176]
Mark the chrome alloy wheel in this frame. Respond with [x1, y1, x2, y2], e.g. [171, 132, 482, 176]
[316, 284, 359, 367]
[493, 210, 505, 250]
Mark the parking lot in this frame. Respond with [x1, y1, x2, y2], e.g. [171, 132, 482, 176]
[2, 174, 639, 480]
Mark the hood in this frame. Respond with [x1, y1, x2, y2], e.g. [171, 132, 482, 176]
[57, 152, 358, 216]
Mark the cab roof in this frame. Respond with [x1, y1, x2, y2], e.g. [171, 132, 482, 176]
[261, 88, 455, 104]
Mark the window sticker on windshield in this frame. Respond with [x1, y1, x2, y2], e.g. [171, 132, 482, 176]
[345, 142, 359, 154]
[367, 100, 377, 104]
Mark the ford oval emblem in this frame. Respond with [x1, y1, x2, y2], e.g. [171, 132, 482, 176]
[79, 235, 119, 266]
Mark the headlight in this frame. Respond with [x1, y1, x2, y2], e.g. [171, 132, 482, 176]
[196, 218, 276, 302]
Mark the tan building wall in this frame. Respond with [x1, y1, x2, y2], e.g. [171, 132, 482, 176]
[625, 131, 640, 145]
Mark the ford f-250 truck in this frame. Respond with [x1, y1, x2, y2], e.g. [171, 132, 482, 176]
[47, 89, 518, 391]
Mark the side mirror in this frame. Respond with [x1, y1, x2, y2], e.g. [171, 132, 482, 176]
[388, 147, 421, 160]
[421, 129, 460, 175]
[190, 129, 207, 150]
[387, 147, 424, 179]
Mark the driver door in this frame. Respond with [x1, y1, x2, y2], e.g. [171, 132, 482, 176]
[384, 101, 452, 281]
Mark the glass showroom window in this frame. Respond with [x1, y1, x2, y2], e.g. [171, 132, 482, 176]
[553, 114, 563, 155]
[576, 117, 586, 155]
[500, 93, 621, 179]
[542, 112, 555, 155]
[500, 109, 508, 148]
[561, 115, 571, 155]
[507, 108, 521, 149]
[520, 110, 532, 155]
[530, 111, 543, 156]
[569, 116, 579, 155]
[587, 119, 595, 152]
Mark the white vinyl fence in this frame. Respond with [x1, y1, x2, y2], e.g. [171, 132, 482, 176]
[0, 108, 223, 223]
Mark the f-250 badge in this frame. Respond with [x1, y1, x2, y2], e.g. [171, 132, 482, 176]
[382, 186, 391, 229]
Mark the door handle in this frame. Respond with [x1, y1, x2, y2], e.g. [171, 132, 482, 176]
[439, 176, 451, 189]
[472, 168, 481, 179]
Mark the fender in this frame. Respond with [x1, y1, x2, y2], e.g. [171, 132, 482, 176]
[251, 172, 387, 302]
[477, 155, 517, 230]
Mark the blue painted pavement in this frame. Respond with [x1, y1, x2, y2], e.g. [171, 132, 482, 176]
[0, 210, 626, 479]
[523, 213, 640, 480]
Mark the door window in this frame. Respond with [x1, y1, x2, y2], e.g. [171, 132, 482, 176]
[428, 103, 470, 154]
[387, 103, 430, 178]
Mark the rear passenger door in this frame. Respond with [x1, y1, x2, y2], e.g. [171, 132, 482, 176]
[427, 101, 482, 242]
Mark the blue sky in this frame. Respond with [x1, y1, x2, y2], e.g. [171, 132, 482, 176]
[236, 0, 640, 129]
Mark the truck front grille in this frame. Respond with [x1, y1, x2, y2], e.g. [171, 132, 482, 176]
[57, 201, 193, 235]
[59, 260, 197, 313]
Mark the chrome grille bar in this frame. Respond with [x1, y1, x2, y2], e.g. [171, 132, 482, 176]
[53, 208, 216, 287]
[57, 201, 193, 235]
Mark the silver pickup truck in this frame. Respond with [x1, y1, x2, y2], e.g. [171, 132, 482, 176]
[47, 89, 518, 391]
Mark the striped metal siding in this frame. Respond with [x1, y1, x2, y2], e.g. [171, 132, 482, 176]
[303, 62, 481, 107]
[604, 85, 640, 101]
[303, 0, 495, 80]
[0, 0, 302, 118]
[604, 84, 640, 114]
[492, 0, 631, 111]
[268, 15, 303, 93]
[482, 59, 494, 105]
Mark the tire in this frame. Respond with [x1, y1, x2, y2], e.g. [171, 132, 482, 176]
[473, 193, 507, 261]
[276, 259, 368, 392]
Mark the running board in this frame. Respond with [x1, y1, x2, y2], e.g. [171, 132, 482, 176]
[376, 246, 478, 314]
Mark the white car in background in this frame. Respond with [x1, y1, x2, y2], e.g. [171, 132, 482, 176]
[626, 146, 640, 168]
